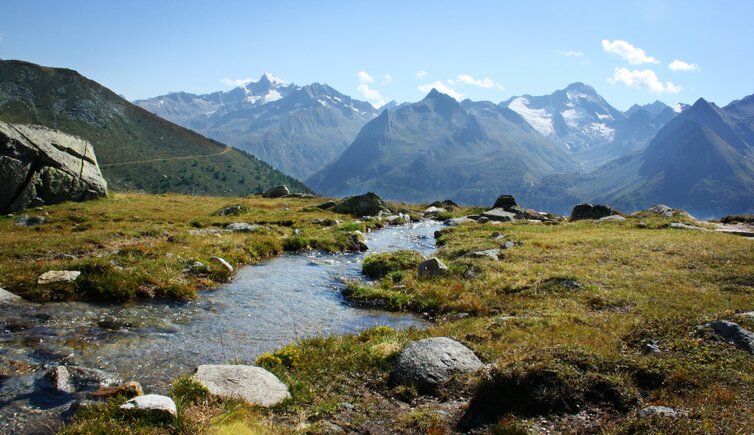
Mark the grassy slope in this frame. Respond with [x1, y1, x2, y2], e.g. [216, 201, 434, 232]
[0, 60, 308, 196]
[46, 197, 754, 433]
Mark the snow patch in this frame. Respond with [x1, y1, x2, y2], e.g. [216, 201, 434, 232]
[508, 97, 554, 136]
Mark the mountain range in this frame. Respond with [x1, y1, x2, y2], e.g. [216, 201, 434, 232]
[502, 82, 677, 169]
[0, 60, 308, 196]
[135, 76, 379, 179]
[3, 58, 751, 217]
[307, 89, 576, 205]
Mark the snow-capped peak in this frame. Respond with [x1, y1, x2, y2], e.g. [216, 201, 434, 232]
[261, 73, 289, 86]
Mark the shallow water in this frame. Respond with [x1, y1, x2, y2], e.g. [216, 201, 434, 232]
[0, 220, 442, 433]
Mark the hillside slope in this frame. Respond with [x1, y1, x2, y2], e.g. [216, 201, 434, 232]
[0, 60, 307, 196]
[135, 78, 379, 179]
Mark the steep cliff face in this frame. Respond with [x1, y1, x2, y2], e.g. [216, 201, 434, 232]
[0, 121, 107, 212]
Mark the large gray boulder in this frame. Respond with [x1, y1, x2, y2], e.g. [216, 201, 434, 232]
[332, 192, 390, 217]
[0, 121, 107, 213]
[392, 337, 483, 391]
[262, 185, 289, 198]
[193, 364, 290, 407]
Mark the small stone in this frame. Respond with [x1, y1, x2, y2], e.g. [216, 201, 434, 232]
[463, 249, 500, 261]
[476, 217, 490, 224]
[46, 366, 75, 393]
[445, 217, 475, 226]
[669, 222, 704, 231]
[418, 257, 448, 279]
[500, 240, 515, 250]
[598, 215, 626, 222]
[225, 222, 263, 232]
[37, 270, 81, 285]
[210, 256, 234, 273]
[15, 215, 46, 226]
[120, 394, 177, 419]
[639, 405, 689, 418]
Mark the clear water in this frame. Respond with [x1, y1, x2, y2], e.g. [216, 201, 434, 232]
[0, 220, 441, 433]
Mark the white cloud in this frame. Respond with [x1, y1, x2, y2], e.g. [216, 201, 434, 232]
[357, 70, 374, 83]
[557, 49, 583, 57]
[416, 70, 428, 78]
[383, 74, 392, 84]
[418, 81, 463, 100]
[610, 67, 681, 93]
[357, 71, 386, 108]
[601, 39, 659, 64]
[456, 74, 504, 90]
[221, 78, 254, 87]
[668, 59, 700, 72]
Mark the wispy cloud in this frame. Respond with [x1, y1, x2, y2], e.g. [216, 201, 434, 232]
[557, 49, 583, 57]
[416, 70, 428, 78]
[456, 74, 504, 90]
[668, 59, 700, 72]
[610, 67, 681, 93]
[221, 78, 254, 87]
[601, 39, 659, 64]
[383, 74, 392, 84]
[418, 81, 463, 100]
[357, 70, 387, 108]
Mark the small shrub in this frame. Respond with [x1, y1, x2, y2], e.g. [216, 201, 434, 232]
[362, 250, 425, 279]
[256, 344, 300, 369]
[171, 376, 209, 405]
[282, 235, 312, 252]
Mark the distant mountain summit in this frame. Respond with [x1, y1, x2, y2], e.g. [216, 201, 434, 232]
[135, 76, 379, 179]
[0, 60, 307, 196]
[560, 95, 754, 217]
[503, 83, 675, 168]
[307, 89, 575, 206]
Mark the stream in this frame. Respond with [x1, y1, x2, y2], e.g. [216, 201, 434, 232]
[0, 220, 443, 434]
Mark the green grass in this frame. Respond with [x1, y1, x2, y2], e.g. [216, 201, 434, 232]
[0, 193, 421, 303]
[361, 250, 425, 279]
[25, 195, 754, 433]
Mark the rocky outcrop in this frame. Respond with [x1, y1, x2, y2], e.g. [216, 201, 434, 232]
[333, 192, 390, 217]
[0, 121, 107, 213]
[392, 337, 483, 391]
[193, 364, 291, 407]
[570, 203, 616, 221]
[262, 185, 289, 198]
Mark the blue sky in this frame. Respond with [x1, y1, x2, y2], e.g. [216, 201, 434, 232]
[1, 0, 752, 110]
